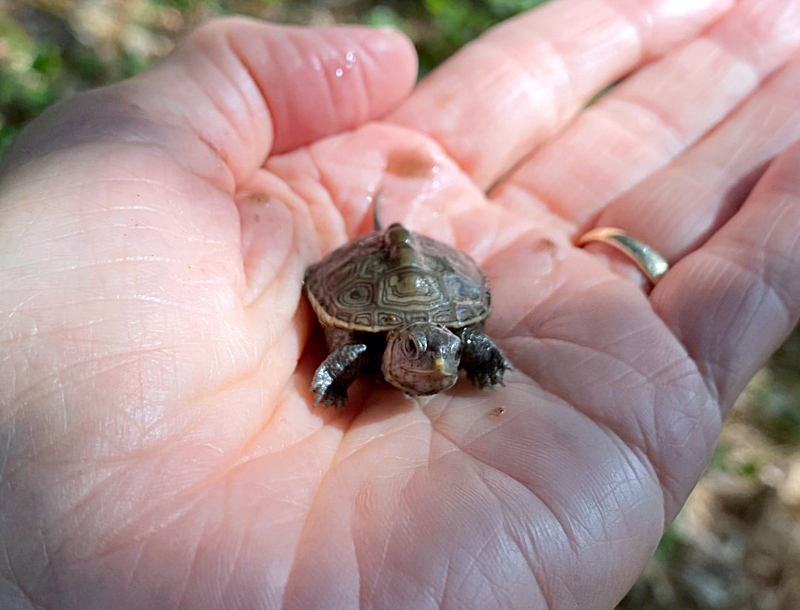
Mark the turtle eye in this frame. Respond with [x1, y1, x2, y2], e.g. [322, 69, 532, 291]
[404, 334, 426, 356]
[455, 344, 462, 360]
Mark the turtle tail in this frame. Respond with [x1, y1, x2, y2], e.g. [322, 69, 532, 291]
[373, 188, 384, 231]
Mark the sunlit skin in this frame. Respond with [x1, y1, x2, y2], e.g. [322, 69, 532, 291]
[2, 0, 800, 608]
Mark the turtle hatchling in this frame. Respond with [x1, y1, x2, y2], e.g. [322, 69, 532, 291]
[304, 204, 512, 407]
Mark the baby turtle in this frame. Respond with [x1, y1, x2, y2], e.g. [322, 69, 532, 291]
[304, 203, 511, 407]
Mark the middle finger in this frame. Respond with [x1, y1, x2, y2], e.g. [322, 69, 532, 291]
[491, 0, 800, 230]
[389, 0, 731, 189]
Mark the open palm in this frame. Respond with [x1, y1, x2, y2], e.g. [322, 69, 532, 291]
[3, 1, 800, 608]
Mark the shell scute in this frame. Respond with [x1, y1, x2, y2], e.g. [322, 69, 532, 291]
[305, 226, 490, 332]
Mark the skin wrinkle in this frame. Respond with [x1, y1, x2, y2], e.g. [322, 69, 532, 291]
[85, 475, 216, 570]
[695, 260, 789, 392]
[593, 421, 661, 506]
[173, 515, 208, 610]
[188, 33, 263, 167]
[279, 417, 357, 610]
[335, 419, 430, 466]
[470, 471, 552, 610]
[359, 493, 402, 605]
[457, 530, 508, 603]
[709, 248, 792, 323]
[125, 115, 239, 197]
[738, 192, 800, 260]
[274, 30, 331, 128]
[657, 269, 751, 403]
[351, 500, 367, 610]
[52, 466, 153, 550]
[214, 378, 302, 469]
[754, 214, 800, 266]
[83, 461, 214, 569]
[62, 446, 219, 532]
[454, 487, 524, 584]
[3, 224, 230, 251]
[1, 546, 39, 610]
[501, 271, 621, 339]
[232, 390, 328, 459]
[0, 423, 13, 482]
[315, 32, 354, 126]
[525, 334, 708, 510]
[9, 344, 197, 414]
[25, 293, 218, 312]
[478, 33, 570, 139]
[426, 426, 568, 609]
[428, 415, 581, 555]
[215, 525, 245, 606]
[213, 25, 272, 136]
[601, 0, 651, 47]
[618, 32, 760, 110]
[0, 164, 181, 225]
[707, 2, 800, 71]
[0, 163, 70, 195]
[8, 256, 187, 277]
[39, 533, 60, 608]
[142, 73, 243, 190]
[427, 393, 529, 458]
[469, 226, 570, 285]
[494, 242, 721, 426]
[352, 436, 441, 606]
[353, 40, 379, 122]
[121, 540, 146, 592]
[499, 1, 800, 234]
[238, 191, 305, 306]
[11, 177, 191, 214]
[600, 95, 687, 160]
[360, 484, 440, 610]
[222, 26, 279, 158]
[353, 434, 453, 607]
[302, 144, 355, 241]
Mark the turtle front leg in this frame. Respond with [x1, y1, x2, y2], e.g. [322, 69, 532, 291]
[311, 343, 371, 407]
[455, 324, 513, 388]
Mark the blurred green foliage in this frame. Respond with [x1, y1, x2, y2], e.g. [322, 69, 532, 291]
[747, 332, 800, 445]
[0, 13, 56, 151]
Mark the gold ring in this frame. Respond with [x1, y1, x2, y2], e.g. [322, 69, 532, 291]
[577, 227, 669, 285]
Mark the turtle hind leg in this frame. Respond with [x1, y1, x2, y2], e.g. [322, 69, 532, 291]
[311, 343, 371, 407]
[455, 325, 513, 389]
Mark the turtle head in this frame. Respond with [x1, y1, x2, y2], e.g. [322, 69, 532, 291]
[382, 323, 462, 396]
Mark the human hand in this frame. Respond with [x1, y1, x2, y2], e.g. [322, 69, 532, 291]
[2, 1, 800, 608]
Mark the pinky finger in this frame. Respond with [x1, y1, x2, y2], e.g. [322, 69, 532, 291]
[651, 139, 800, 410]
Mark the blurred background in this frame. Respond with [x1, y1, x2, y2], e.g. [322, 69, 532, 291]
[1, 1, 799, 608]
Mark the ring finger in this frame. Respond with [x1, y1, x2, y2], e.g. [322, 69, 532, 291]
[583, 56, 800, 285]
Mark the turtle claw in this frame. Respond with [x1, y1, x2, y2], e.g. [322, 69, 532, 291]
[467, 346, 512, 389]
[311, 378, 348, 409]
[309, 343, 369, 408]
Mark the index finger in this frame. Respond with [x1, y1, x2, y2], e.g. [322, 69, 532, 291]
[389, 0, 732, 189]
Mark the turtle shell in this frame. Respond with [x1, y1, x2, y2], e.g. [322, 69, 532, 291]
[305, 225, 491, 332]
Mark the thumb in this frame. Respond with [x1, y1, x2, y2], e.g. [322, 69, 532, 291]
[1, 18, 418, 186]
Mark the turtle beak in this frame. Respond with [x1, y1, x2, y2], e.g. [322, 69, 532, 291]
[433, 356, 453, 376]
